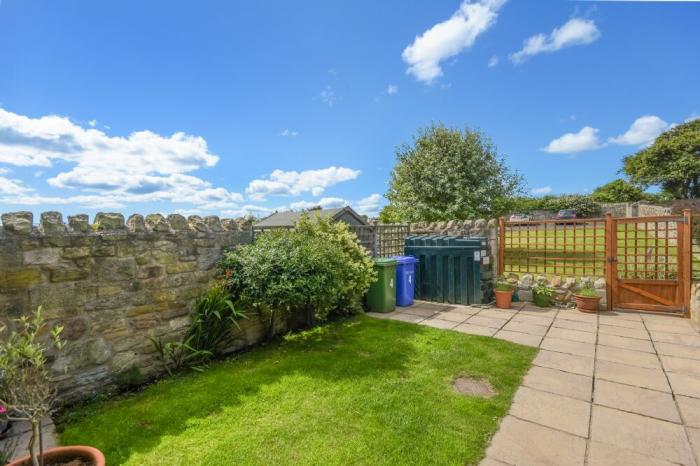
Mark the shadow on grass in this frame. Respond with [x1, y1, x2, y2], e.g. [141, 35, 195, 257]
[57, 315, 534, 465]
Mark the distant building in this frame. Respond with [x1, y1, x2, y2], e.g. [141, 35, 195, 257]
[253, 206, 368, 231]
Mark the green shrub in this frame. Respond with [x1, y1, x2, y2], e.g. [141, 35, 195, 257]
[576, 286, 598, 298]
[494, 280, 515, 292]
[152, 283, 245, 375]
[222, 214, 376, 338]
[511, 194, 601, 218]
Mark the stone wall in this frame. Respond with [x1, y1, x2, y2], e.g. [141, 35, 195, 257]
[0, 211, 255, 402]
[409, 219, 498, 302]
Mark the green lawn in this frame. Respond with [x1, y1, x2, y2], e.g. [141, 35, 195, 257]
[58, 316, 535, 466]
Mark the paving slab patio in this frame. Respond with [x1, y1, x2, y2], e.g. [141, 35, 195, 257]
[367, 300, 700, 465]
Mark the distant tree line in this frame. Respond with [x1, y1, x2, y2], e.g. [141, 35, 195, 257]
[379, 119, 699, 222]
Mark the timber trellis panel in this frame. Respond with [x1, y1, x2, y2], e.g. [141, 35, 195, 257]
[348, 224, 410, 257]
[498, 211, 693, 316]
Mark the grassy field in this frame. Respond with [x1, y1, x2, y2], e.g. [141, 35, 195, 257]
[58, 316, 535, 466]
[504, 222, 679, 279]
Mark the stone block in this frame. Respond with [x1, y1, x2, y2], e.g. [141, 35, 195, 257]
[126, 214, 146, 233]
[24, 247, 61, 265]
[61, 246, 91, 259]
[49, 267, 89, 283]
[145, 214, 170, 232]
[40, 211, 66, 234]
[93, 212, 125, 230]
[166, 261, 197, 274]
[0, 269, 43, 289]
[1, 211, 33, 235]
[204, 216, 223, 232]
[68, 214, 90, 233]
[167, 214, 189, 231]
[95, 257, 136, 281]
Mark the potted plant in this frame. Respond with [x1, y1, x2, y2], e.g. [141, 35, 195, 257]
[573, 285, 601, 313]
[0, 307, 106, 466]
[493, 280, 516, 309]
[532, 283, 555, 307]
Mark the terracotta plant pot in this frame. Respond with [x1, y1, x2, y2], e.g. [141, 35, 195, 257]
[8, 445, 106, 466]
[573, 295, 601, 313]
[494, 290, 514, 309]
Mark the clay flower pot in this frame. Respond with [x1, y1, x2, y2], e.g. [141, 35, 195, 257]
[8, 445, 106, 466]
[494, 290, 514, 309]
[573, 294, 601, 313]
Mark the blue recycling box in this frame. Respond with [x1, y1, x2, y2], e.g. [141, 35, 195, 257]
[392, 256, 418, 307]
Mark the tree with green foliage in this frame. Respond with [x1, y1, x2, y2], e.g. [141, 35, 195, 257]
[591, 179, 649, 203]
[623, 119, 700, 199]
[386, 124, 523, 221]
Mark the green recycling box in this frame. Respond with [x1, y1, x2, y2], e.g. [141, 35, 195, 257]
[367, 258, 397, 313]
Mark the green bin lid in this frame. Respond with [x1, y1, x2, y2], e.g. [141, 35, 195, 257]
[373, 258, 397, 267]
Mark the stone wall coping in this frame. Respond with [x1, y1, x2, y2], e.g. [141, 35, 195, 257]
[0, 211, 252, 237]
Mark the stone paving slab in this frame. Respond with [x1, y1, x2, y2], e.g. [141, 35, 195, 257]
[510, 386, 590, 437]
[524, 365, 593, 401]
[541, 336, 596, 357]
[533, 349, 594, 377]
[597, 333, 655, 353]
[366, 302, 700, 465]
[493, 329, 542, 347]
[590, 406, 696, 465]
[593, 379, 681, 423]
[586, 441, 678, 466]
[485, 415, 587, 466]
[596, 345, 663, 369]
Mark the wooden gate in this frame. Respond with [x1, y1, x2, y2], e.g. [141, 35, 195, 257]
[498, 210, 692, 316]
[607, 211, 691, 315]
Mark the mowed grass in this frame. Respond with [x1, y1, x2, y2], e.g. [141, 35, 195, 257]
[58, 316, 535, 466]
[504, 223, 679, 278]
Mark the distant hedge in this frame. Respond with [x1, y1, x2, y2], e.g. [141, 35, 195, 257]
[510, 195, 601, 218]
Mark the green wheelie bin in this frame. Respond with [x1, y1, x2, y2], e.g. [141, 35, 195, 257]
[367, 258, 397, 313]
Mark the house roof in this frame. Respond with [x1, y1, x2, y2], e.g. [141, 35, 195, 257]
[254, 206, 367, 228]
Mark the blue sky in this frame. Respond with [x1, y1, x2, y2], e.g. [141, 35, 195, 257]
[0, 0, 698, 220]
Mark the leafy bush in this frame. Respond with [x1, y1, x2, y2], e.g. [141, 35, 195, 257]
[152, 283, 245, 375]
[222, 214, 376, 338]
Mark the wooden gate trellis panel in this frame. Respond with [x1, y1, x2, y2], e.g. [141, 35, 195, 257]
[608, 212, 691, 314]
[499, 210, 692, 316]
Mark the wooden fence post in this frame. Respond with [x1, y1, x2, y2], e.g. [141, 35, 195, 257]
[683, 209, 692, 318]
[605, 213, 614, 312]
[498, 217, 505, 277]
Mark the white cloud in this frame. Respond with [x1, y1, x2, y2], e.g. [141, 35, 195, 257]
[0, 107, 243, 210]
[510, 18, 600, 64]
[289, 197, 349, 211]
[222, 205, 278, 218]
[354, 193, 383, 217]
[88, 119, 97, 127]
[608, 115, 669, 146]
[487, 55, 499, 67]
[387, 84, 399, 95]
[531, 186, 553, 195]
[319, 86, 336, 107]
[544, 126, 603, 154]
[402, 0, 506, 83]
[0, 176, 32, 195]
[280, 129, 298, 137]
[245, 166, 361, 201]
[0, 167, 9, 175]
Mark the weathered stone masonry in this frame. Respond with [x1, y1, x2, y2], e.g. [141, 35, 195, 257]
[0, 211, 255, 403]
